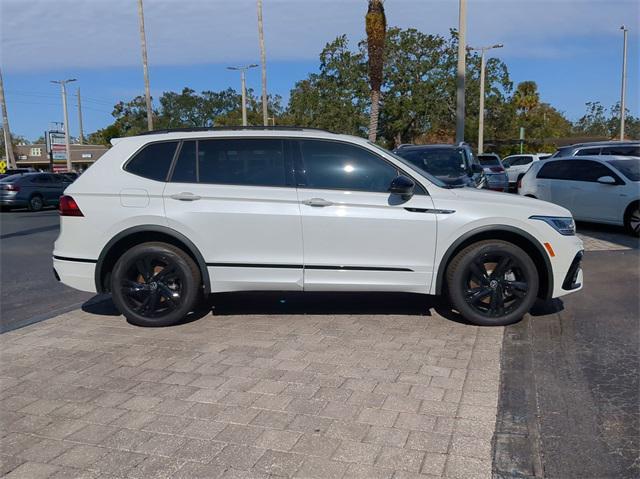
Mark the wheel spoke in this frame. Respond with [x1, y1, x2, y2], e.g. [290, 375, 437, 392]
[489, 287, 504, 315]
[469, 260, 489, 285]
[465, 287, 492, 304]
[122, 280, 149, 294]
[492, 256, 512, 279]
[157, 283, 179, 309]
[154, 264, 177, 281]
[135, 258, 153, 282]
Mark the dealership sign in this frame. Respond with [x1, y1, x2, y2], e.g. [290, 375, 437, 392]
[47, 131, 67, 161]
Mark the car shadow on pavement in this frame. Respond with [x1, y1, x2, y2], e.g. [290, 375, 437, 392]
[577, 221, 639, 250]
[81, 291, 476, 326]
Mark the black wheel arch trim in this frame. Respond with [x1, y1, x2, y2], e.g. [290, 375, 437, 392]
[95, 225, 211, 295]
[434, 225, 554, 299]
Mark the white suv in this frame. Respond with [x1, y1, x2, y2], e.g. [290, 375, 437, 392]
[54, 128, 584, 327]
[502, 153, 550, 189]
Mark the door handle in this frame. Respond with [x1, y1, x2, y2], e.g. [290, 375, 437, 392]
[170, 192, 201, 201]
[302, 198, 333, 207]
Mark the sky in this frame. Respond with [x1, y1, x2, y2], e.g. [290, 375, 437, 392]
[1, 0, 639, 141]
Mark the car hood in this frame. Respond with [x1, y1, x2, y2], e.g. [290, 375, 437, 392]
[445, 185, 572, 218]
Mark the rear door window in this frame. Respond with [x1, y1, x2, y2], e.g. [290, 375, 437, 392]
[125, 141, 179, 181]
[197, 138, 287, 187]
[170, 141, 197, 183]
[538, 160, 620, 182]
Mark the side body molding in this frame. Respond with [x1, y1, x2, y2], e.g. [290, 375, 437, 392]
[95, 225, 211, 294]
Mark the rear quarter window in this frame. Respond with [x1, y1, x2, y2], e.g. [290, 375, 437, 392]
[125, 141, 179, 181]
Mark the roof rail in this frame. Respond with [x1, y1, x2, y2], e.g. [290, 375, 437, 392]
[136, 126, 334, 136]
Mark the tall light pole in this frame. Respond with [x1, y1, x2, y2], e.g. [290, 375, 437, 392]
[455, 0, 467, 144]
[0, 68, 16, 169]
[467, 43, 503, 154]
[227, 64, 259, 126]
[51, 79, 76, 172]
[257, 0, 269, 126]
[137, 0, 153, 131]
[619, 25, 628, 141]
[76, 88, 84, 145]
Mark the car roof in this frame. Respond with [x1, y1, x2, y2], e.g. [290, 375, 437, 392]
[564, 140, 639, 149]
[394, 144, 462, 151]
[112, 127, 362, 145]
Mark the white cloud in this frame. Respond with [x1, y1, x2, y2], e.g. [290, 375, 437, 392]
[1, 0, 638, 71]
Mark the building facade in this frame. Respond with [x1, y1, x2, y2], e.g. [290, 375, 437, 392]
[13, 143, 108, 171]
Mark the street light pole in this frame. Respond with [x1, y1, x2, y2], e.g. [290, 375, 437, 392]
[51, 79, 76, 172]
[227, 64, 259, 127]
[257, 0, 269, 126]
[455, 0, 467, 144]
[0, 68, 17, 169]
[137, 0, 154, 131]
[619, 25, 628, 141]
[467, 43, 503, 154]
[77, 88, 84, 145]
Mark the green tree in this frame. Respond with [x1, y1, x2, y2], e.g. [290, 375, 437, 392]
[512, 81, 540, 116]
[573, 101, 640, 139]
[365, 0, 386, 141]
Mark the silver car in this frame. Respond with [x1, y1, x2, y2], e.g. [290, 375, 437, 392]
[478, 153, 508, 192]
[550, 140, 639, 158]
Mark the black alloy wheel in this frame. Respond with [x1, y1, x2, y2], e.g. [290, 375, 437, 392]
[446, 240, 539, 326]
[111, 242, 201, 327]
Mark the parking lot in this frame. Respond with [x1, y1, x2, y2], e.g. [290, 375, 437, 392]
[0, 208, 638, 478]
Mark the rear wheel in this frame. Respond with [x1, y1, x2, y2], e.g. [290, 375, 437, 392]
[111, 242, 201, 327]
[624, 203, 640, 237]
[28, 195, 44, 212]
[446, 240, 539, 326]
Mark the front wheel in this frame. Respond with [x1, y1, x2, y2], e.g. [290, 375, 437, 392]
[111, 242, 202, 327]
[624, 203, 640, 237]
[446, 240, 539, 326]
[28, 195, 44, 212]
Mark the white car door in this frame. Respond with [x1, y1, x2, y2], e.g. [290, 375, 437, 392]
[536, 160, 575, 211]
[163, 138, 304, 292]
[504, 156, 533, 183]
[563, 159, 626, 222]
[294, 139, 438, 293]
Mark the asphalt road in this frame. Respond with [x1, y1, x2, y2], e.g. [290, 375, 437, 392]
[495, 246, 640, 478]
[0, 208, 93, 332]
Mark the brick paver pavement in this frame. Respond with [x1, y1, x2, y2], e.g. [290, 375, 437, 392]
[0, 307, 503, 478]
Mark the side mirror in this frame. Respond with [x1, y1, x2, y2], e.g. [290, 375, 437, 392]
[597, 175, 616, 185]
[389, 175, 415, 200]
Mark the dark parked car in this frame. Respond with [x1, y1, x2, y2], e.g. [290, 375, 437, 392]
[0, 173, 72, 211]
[393, 144, 485, 188]
[477, 153, 508, 192]
[0, 168, 36, 179]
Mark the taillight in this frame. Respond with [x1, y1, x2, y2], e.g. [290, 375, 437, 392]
[490, 166, 504, 173]
[1, 184, 20, 192]
[59, 195, 84, 217]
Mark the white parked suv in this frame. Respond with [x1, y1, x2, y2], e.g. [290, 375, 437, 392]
[502, 153, 550, 190]
[518, 155, 640, 236]
[54, 127, 584, 327]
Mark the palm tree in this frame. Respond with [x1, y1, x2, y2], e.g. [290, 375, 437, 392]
[513, 81, 540, 116]
[366, 0, 386, 142]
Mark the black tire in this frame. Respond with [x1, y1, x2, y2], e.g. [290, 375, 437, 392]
[446, 240, 539, 326]
[28, 194, 44, 212]
[111, 242, 202, 327]
[624, 202, 640, 237]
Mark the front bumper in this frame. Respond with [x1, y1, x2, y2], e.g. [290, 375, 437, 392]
[0, 198, 28, 207]
[562, 251, 584, 291]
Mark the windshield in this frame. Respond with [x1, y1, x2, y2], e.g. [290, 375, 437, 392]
[366, 142, 448, 188]
[606, 159, 640, 181]
[478, 156, 500, 166]
[393, 147, 468, 181]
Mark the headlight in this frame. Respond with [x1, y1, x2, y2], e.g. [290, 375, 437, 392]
[530, 216, 576, 236]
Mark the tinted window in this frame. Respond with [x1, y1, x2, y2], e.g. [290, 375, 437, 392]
[171, 141, 197, 183]
[575, 147, 601, 156]
[606, 159, 639, 181]
[300, 140, 399, 192]
[31, 174, 52, 184]
[507, 156, 533, 166]
[600, 145, 640, 156]
[538, 160, 618, 182]
[396, 148, 467, 178]
[478, 155, 500, 166]
[198, 139, 286, 187]
[125, 141, 178, 181]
